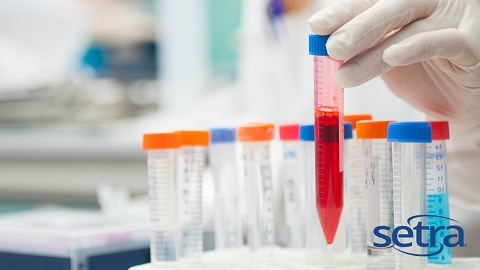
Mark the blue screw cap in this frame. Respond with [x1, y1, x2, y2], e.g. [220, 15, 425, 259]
[387, 122, 432, 143]
[344, 122, 353, 140]
[299, 124, 314, 142]
[210, 128, 236, 143]
[309, 34, 329, 56]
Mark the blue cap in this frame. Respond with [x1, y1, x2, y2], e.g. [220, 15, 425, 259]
[209, 128, 236, 143]
[344, 122, 353, 140]
[299, 124, 314, 141]
[309, 34, 329, 56]
[387, 122, 432, 143]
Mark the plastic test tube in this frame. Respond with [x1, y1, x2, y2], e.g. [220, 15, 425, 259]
[344, 114, 372, 252]
[301, 124, 325, 264]
[388, 122, 432, 270]
[357, 120, 394, 269]
[175, 130, 210, 260]
[426, 121, 451, 264]
[238, 123, 276, 260]
[279, 124, 306, 248]
[309, 34, 344, 244]
[208, 128, 243, 249]
[143, 133, 181, 267]
[303, 123, 351, 265]
[335, 123, 352, 252]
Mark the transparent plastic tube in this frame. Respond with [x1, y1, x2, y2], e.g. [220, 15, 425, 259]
[346, 137, 366, 252]
[279, 124, 306, 248]
[303, 123, 349, 265]
[209, 128, 242, 249]
[333, 123, 352, 253]
[426, 121, 451, 264]
[176, 131, 209, 260]
[238, 124, 275, 260]
[357, 120, 394, 269]
[301, 124, 326, 264]
[388, 122, 432, 270]
[344, 114, 372, 253]
[309, 34, 344, 245]
[143, 133, 181, 267]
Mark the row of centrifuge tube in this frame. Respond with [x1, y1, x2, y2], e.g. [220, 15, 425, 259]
[141, 115, 451, 269]
[340, 117, 452, 270]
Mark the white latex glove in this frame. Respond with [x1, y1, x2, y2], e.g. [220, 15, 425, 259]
[308, 0, 480, 126]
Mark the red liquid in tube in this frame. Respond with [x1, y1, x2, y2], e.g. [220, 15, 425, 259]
[315, 107, 343, 244]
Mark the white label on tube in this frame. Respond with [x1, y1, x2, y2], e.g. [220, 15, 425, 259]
[283, 149, 300, 228]
[365, 155, 380, 241]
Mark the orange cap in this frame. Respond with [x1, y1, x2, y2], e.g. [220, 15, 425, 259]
[344, 114, 373, 129]
[237, 123, 275, 142]
[357, 120, 394, 139]
[175, 130, 210, 146]
[143, 133, 181, 150]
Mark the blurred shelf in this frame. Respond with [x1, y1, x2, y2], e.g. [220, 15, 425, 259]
[0, 128, 143, 161]
[0, 127, 147, 204]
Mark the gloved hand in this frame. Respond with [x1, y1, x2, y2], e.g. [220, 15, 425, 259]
[309, 0, 480, 212]
[308, 0, 480, 126]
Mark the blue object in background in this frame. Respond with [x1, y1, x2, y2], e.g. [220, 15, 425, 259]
[299, 124, 314, 142]
[344, 122, 353, 140]
[81, 42, 158, 80]
[82, 45, 105, 71]
[210, 127, 236, 144]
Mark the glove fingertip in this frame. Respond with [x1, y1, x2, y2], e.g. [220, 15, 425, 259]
[308, 14, 334, 35]
[383, 44, 410, 66]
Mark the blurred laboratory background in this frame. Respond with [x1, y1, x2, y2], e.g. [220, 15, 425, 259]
[0, 0, 423, 224]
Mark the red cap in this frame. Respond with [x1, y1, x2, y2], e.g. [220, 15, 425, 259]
[279, 124, 300, 140]
[430, 121, 450, 140]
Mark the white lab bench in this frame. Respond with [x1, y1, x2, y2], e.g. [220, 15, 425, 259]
[128, 248, 480, 270]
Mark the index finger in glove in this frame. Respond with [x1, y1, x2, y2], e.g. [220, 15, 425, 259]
[384, 28, 480, 68]
[335, 19, 436, 87]
[384, 28, 480, 88]
[326, 0, 438, 61]
[308, 0, 379, 35]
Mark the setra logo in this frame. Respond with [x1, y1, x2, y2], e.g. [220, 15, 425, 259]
[373, 215, 466, 257]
